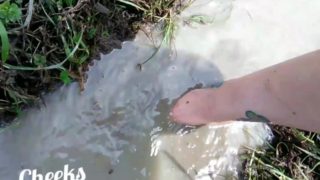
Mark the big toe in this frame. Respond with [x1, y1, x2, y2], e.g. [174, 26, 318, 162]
[171, 89, 212, 125]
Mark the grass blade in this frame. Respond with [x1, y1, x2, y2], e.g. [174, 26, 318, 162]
[294, 145, 320, 161]
[0, 21, 9, 62]
[117, 0, 147, 11]
[3, 28, 84, 71]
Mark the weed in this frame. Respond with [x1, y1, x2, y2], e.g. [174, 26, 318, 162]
[0, 0, 22, 62]
[0, 0, 184, 119]
[241, 125, 320, 179]
[60, 70, 71, 85]
[0, 20, 9, 62]
[117, 0, 193, 67]
[0, 1, 22, 24]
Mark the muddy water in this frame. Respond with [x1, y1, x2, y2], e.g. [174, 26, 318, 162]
[0, 38, 267, 180]
[1, 0, 320, 179]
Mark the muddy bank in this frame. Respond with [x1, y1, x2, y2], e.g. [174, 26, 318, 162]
[0, 0, 183, 123]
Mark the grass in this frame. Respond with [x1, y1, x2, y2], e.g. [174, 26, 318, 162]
[0, 0, 188, 120]
[241, 125, 320, 179]
[118, 0, 194, 68]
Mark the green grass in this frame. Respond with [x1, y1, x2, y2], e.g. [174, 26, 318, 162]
[118, 0, 193, 67]
[241, 125, 320, 179]
[0, 20, 9, 62]
[0, 0, 21, 62]
[0, 0, 92, 116]
[0, 0, 190, 118]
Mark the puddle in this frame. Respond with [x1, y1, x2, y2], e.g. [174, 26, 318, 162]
[0, 36, 270, 180]
[1, 0, 320, 179]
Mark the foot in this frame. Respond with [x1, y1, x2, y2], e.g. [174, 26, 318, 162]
[171, 51, 320, 133]
[171, 80, 245, 125]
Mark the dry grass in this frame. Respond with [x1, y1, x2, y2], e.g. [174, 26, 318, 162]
[241, 125, 320, 179]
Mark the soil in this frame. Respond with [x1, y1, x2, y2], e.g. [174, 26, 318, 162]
[0, 0, 145, 124]
[241, 125, 320, 179]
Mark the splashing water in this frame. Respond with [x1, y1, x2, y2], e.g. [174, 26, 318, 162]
[1, 0, 320, 179]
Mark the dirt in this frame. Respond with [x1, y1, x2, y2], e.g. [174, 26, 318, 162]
[0, 0, 145, 124]
[241, 125, 320, 179]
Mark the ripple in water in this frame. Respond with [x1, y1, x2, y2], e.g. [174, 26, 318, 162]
[0, 31, 270, 180]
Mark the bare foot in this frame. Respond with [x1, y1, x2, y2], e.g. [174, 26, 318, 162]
[171, 50, 320, 132]
[171, 80, 244, 125]
[171, 89, 220, 125]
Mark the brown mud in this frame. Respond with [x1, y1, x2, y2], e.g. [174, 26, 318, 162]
[0, 0, 156, 123]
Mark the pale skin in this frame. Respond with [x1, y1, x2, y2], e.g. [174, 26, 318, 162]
[171, 50, 320, 132]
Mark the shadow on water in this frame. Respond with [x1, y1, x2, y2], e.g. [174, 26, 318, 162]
[0, 38, 225, 180]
